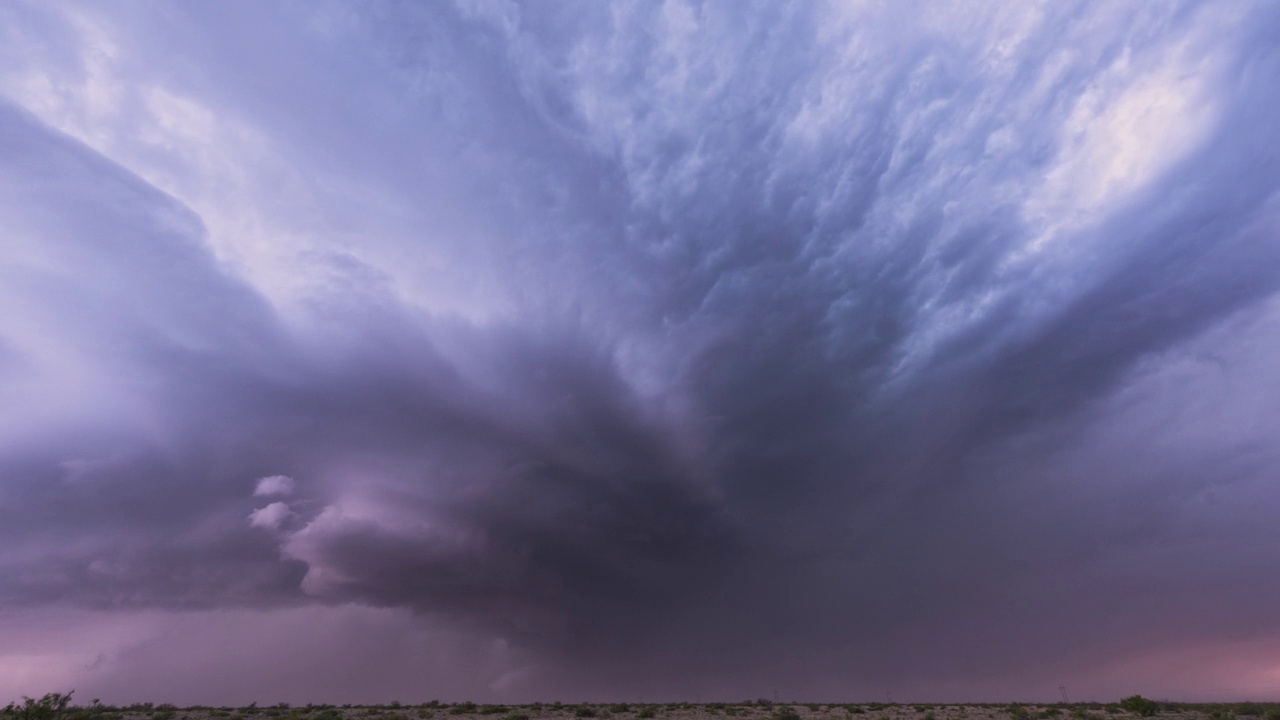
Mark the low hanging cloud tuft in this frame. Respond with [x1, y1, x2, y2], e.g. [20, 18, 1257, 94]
[254, 475, 296, 498]
[249, 503, 295, 532]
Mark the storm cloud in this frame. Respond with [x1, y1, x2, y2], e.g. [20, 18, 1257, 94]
[2, 0, 1280, 704]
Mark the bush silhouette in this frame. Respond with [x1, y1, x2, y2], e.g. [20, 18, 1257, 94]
[1119, 697, 1157, 717]
[4, 693, 75, 720]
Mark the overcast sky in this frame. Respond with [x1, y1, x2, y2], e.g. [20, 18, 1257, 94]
[3, 0, 1280, 706]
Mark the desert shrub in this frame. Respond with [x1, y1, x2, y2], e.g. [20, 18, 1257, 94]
[4, 693, 76, 720]
[772, 709, 800, 720]
[1265, 709, 1280, 720]
[609, 708, 630, 715]
[313, 710, 343, 720]
[637, 710, 656, 719]
[1118, 698, 1157, 718]
[478, 709, 507, 717]
[449, 706, 476, 717]
[1008, 706, 1030, 720]
[575, 709, 596, 719]
[1233, 706, 1263, 718]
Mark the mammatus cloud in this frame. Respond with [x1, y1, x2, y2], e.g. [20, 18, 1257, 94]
[2, 0, 1280, 704]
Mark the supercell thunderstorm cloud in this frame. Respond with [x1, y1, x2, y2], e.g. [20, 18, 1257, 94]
[2, 0, 1280, 705]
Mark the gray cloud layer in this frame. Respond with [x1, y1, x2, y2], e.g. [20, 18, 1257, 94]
[3, 0, 1280, 703]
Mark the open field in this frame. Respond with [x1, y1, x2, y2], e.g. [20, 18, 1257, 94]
[6, 697, 1280, 720]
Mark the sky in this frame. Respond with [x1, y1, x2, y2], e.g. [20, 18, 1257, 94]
[2, 0, 1280, 706]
